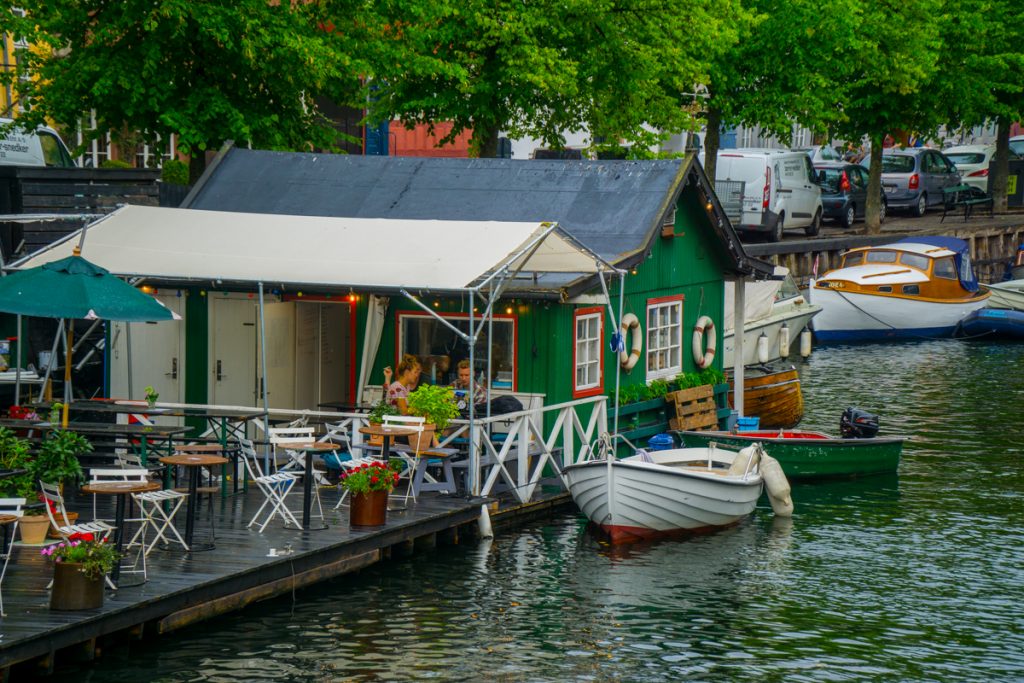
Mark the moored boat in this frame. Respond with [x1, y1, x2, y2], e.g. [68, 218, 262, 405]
[723, 269, 822, 366]
[676, 408, 903, 479]
[727, 365, 803, 429]
[809, 236, 989, 342]
[957, 307, 1024, 339]
[983, 279, 1024, 312]
[562, 445, 772, 544]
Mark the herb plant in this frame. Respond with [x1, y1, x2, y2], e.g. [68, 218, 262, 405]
[407, 384, 460, 431]
[29, 429, 91, 488]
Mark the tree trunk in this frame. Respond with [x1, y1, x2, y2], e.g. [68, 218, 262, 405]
[863, 136, 885, 235]
[703, 106, 722, 189]
[188, 153, 207, 185]
[471, 123, 500, 158]
[990, 117, 1010, 213]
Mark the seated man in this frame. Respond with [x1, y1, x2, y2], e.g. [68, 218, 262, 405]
[452, 359, 486, 412]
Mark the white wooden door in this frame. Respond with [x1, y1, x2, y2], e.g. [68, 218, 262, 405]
[109, 293, 185, 407]
[258, 301, 296, 409]
[209, 297, 257, 407]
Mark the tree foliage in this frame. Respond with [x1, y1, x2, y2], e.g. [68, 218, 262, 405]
[2, 0, 363, 178]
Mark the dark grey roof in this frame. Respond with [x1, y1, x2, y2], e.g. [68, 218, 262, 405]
[188, 149, 682, 263]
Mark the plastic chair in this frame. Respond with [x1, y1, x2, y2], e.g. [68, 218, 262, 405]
[0, 497, 26, 617]
[239, 438, 302, 532]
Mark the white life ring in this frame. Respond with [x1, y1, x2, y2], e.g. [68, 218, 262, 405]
[619, 313, 643, 370]
[692, 315, 716, 369]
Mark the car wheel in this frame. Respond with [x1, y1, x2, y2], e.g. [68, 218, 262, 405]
[913, 193, 927, 217]
[879, 200, 887, 224]
[805, 209, 822, 237]
[771, 213, 785, 242]
[842, 205, 856, 229]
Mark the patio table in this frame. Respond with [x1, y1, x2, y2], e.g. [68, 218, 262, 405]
[81, 479, 160, 585]
[158, 453, 228, 552]
[286, 442, 339, 531]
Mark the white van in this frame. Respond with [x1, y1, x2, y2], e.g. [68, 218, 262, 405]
[0, 117, 76, 168]
[702, 148, 822, 241]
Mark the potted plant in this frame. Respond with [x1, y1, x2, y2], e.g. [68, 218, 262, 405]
[42, 537, 120, 610]
[0, 426, 35, 499]
[28, 429, 90, 535]
[144, 385, 159, 408]
[340, 460, 402, 528]
[406, 384, 460, 451]
[365, 400, 400, 446]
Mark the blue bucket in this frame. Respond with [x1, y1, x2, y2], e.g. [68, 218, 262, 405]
[736, 416, 760, 432]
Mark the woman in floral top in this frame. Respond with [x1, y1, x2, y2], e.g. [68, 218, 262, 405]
[382, 355, 421, 414]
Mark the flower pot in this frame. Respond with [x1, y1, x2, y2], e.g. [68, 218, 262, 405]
[50, 561, 104, 610]
[407, 424, 436, 452]
[48, 511, 78, 538]
[349, 489, 388, 528]
[367, 422, 384, 447]
[19, 515, 51, 544]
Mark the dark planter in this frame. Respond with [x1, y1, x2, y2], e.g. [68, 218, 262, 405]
[50, 562, 104, 610]
[349, 489, 388, 528]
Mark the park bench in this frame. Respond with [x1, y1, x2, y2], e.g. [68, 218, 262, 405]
[941, 183, 994, 223]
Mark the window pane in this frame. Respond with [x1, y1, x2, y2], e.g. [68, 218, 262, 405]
[400, 314, 515, 389]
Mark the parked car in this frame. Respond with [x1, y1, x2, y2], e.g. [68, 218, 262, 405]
[1010, 135, 1024, 158]
[0, 117, 76, 168]
[813, 162, 886, 228]
[944, 145, 995, 194]
[702, 148, 823, 241]
[794, 145, 844, 163]
[867, 148, 960, 217]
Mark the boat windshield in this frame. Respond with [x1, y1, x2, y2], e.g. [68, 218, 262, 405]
[934, 256, 957, 279]
[775, 273, 801, 302]
[865, 250, 898, 263]
[843, 251, 865, 267]
[900, 252, 930, 271]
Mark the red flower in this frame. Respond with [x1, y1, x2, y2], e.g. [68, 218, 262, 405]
[370, 476, 379, 483]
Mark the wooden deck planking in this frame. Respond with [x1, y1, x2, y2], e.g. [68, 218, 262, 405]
[0, 484, 484, 670]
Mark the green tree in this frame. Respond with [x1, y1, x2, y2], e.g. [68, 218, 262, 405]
[2, 1, 363, 181]
[356, 0, 746, 158]
[936, 0, 1024, 212]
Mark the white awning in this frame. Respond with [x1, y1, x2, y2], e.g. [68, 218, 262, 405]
[12, 205, 613, 290]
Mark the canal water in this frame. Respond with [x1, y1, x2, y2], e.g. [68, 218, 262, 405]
[70, 341, 1023, 682]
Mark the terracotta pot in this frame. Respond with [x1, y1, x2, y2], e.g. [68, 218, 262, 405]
[367, 422, 384, 447]
[48, 511, 78, 538]
[349, 489, 388, 528]
[50, 561, 104, 610]
[406, 424, 436, 452]
[19, 515, 52, 545]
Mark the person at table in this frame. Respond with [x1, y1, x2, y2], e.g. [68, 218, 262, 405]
[382, 355, 422, 414]
[452, 359, 486, 411]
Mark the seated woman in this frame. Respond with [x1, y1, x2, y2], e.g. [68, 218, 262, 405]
[382, 355, 422, 415]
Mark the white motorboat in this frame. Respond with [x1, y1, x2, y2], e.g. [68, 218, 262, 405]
[984, 279, 1024, 312]
[562, 444, 771, 544]
[809, 236, 990, 342]
[723, 269, 821, 365]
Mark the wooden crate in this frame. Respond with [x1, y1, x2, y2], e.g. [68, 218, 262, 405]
[665, 384, 717, 431]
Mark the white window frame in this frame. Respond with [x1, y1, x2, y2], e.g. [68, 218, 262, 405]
[573, 308, 603, 397]
[645, 296, 683, 381]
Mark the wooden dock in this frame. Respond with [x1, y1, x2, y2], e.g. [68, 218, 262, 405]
[0, 485, 490, 678]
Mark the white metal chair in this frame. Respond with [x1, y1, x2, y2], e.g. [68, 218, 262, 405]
[39, 481, 116, 589]
[87, 468, 150, 581]
[269, 426, 317, 473]
[239, 438, 302, 532]
[328, 422, 386, 510]
[0, 497, 26, 617]
[114, 460, 190, 556]
[382, 414, 427, 505]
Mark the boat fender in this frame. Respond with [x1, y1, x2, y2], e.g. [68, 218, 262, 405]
[692, 315, 716, 369]
[478, 504, 494, 539]
[728, 444, 760, 476]
[757, 332, 770, 364]
[761, 454, 794, 517]
[799, 329, 812, 358]
[619, 313, 643, 371]
[779, 323, 790, 359]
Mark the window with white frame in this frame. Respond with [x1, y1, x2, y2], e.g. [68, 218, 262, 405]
[397, 312, 517, 390]
[573, 308, 602, 395]
[76, 110, 111, 167]
[646, 297, 683, 380]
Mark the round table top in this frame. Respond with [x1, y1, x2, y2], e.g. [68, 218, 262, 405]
[359, 424, 418, 437]
[0, 513, 18, 525]
[160, 454, 229, 467]
[292, 442, 341, 452]
[82, 480, 161, 495]
[174, 444, 224, 453]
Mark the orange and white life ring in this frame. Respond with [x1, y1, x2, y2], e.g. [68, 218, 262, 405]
[619, 313, 643, 370]
[692, 315, 716, 369]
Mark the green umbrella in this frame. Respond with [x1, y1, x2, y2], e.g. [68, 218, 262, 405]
[0, 248, 178, 425]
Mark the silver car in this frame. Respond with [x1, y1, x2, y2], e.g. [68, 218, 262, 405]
[873, 149, 961, 217]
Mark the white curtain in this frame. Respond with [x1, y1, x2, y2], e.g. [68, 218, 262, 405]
[355, 295, 389, 405]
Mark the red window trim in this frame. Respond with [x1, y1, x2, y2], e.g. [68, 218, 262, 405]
[572, 306, 605, 399]
[645, 294, 685, 381]
[395, 310, 518, 391]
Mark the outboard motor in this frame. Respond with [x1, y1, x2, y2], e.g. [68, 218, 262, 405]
[840, 408, 879, 438]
